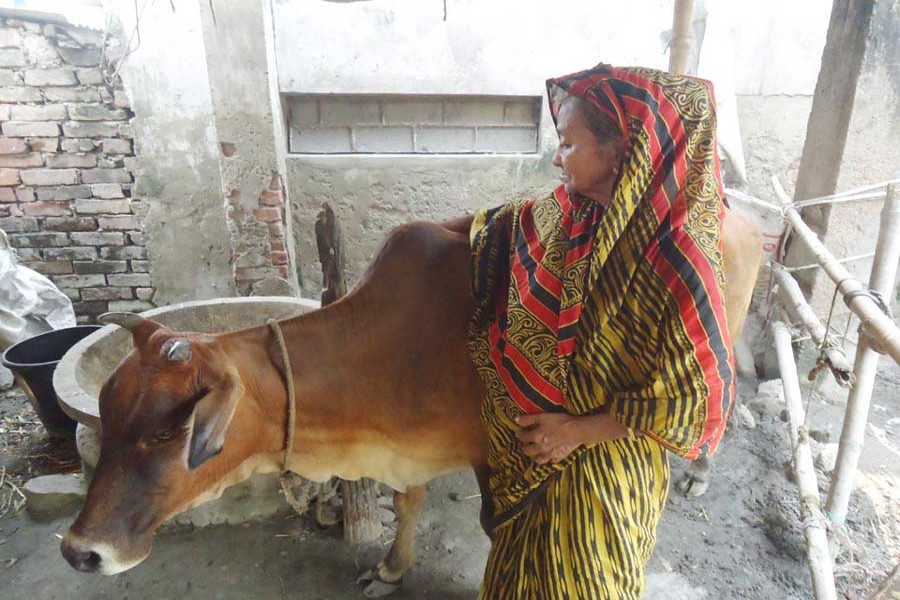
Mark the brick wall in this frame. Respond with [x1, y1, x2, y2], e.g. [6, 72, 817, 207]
[0, 17, 152, 322]
[288, 95, 541, 154]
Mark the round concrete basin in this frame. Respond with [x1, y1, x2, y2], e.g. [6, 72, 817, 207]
[54, 296, 320, 430]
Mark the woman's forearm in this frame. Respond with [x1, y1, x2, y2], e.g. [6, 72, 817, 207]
[572, 413, 636, 446]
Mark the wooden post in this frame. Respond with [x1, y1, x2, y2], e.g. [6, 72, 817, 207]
[773, 320, 838, 600]
[315, 202, 383, 545]
[668, 0, 694, 75]
[867, 562, 900, 599]
[315, 202, 347, 304]
[827, 185, 900, 524]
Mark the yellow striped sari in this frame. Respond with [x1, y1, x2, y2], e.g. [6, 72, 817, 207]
[468, 65, 734, 599]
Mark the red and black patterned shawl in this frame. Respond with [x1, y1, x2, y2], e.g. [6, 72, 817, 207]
[469, 65, 735, 477]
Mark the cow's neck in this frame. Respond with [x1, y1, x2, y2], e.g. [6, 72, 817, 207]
[218, 291, 413, 484]
[221, 298, 382, 470]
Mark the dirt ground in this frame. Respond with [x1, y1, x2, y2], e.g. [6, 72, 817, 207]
[0, 357, 897, 599]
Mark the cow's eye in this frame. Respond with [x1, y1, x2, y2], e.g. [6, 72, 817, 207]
[148, 429, 178, 445]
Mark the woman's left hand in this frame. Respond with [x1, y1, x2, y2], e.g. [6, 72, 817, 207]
[515, 413, 583, 465]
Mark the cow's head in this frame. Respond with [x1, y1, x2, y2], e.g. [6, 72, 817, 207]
[60, 313, 261, 575]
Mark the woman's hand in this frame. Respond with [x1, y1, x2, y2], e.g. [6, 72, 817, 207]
[515, 413, 583, 465]
[515, 412, 634, 465]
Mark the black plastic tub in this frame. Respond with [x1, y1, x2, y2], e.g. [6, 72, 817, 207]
[2, 325, 102, 438]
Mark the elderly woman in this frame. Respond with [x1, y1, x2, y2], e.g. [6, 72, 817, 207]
[461, 64, 735, 598]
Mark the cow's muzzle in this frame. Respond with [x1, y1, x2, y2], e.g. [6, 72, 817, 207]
[61, 542, 101, 573]
[60, 531, 149, 575]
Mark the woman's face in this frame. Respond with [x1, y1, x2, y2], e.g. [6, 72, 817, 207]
[552, 97, 621, 206]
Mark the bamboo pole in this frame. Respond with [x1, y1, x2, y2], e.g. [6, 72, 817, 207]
[773, 320, 838, 600]
[773, 265, 854, 386]
[668, 0, 694, 75]
[827, 185, 900, 525]
[773, 177, 900, 364]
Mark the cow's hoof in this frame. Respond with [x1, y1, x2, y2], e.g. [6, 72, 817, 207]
[357, 567, 402, 597]
[364, 578, 402, 598]
[675, 471, 710, 498]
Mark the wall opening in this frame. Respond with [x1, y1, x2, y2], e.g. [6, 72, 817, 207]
[286, 94, 541, 154]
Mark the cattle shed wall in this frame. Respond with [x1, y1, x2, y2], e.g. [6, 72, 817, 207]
[2, 0, 850, 316]
[274, 0, 831, 297]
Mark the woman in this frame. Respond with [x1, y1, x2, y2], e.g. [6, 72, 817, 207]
[465, 64, 735, 598]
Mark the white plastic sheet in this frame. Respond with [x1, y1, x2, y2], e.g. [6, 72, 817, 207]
[0, 230, 76, 387]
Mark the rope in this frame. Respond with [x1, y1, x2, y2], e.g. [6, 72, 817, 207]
[801, 279, 849, 430]
[843, 288, 894, 319]
[267, 319, 311, 516]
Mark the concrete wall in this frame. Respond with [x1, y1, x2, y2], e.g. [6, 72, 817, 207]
[109, 0, 237, 305]
[110, 0, 297, 303]
[1, 0, 841, 307]
[276, 0, 833, 295]
[274, 0, 679, 295]
[811, 0, 900, 312]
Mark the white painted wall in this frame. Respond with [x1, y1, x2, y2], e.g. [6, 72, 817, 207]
[274, 0, 674, 97]
[274, 0, 830, 98]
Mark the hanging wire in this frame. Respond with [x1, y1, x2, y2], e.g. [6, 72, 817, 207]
[802, 279, 850, 428]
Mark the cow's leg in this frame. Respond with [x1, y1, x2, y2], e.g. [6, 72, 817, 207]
[357, 485, 426, 598]
[675, 452, 714, 498]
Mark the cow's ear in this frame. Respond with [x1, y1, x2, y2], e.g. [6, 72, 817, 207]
[187, 369, 243, 470]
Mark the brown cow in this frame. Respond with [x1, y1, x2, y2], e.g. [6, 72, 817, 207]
[61, 211, 760, 597]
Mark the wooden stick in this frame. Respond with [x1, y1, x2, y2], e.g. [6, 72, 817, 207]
[827, 185, 900, 525]
[773, 177, 900, 364]
[773, 320, 838, 600]
[668, 0, 695, 75]
[315, 202, 383, 545]
[315, 202, 347, 304]
[773, 265, 854, 386]
[867, 561, 900, 599]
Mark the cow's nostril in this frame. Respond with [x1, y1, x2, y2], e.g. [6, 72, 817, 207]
[81, 550, 101, 572]
[62, 541, 102, 573]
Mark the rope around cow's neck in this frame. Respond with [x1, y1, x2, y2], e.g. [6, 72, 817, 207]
[267, 318, 297, 469]
[267, 318, 314, 516]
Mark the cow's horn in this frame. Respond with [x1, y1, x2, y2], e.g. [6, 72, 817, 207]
[98, 312, 148, 332]
[163, 338, 192, 363]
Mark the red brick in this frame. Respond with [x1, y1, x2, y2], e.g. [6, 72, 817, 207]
[253, 207, 281, 223]
[22, 201, 73, 217]
[0, 188, 14, 202]
[43, 217, 97, 232]
[28, 260, 74, 275]
[82, 287, 133, 301]
[259, 190, 283, 206]
[72, 301, 108, 316]
[15, 188, 35, 202]
[267, 222, 284, 238]
[277, 265, 289, 278]
[270, 240, 285, 252]
[0, 168, 20, 186]
[27, 138, 59, 153]
[270, 251, 288, 265]
[0, 138, 27, 154]
[0, 153, 43, 168]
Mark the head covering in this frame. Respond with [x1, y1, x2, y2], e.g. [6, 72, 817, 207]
[469, 64, 734, 460]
